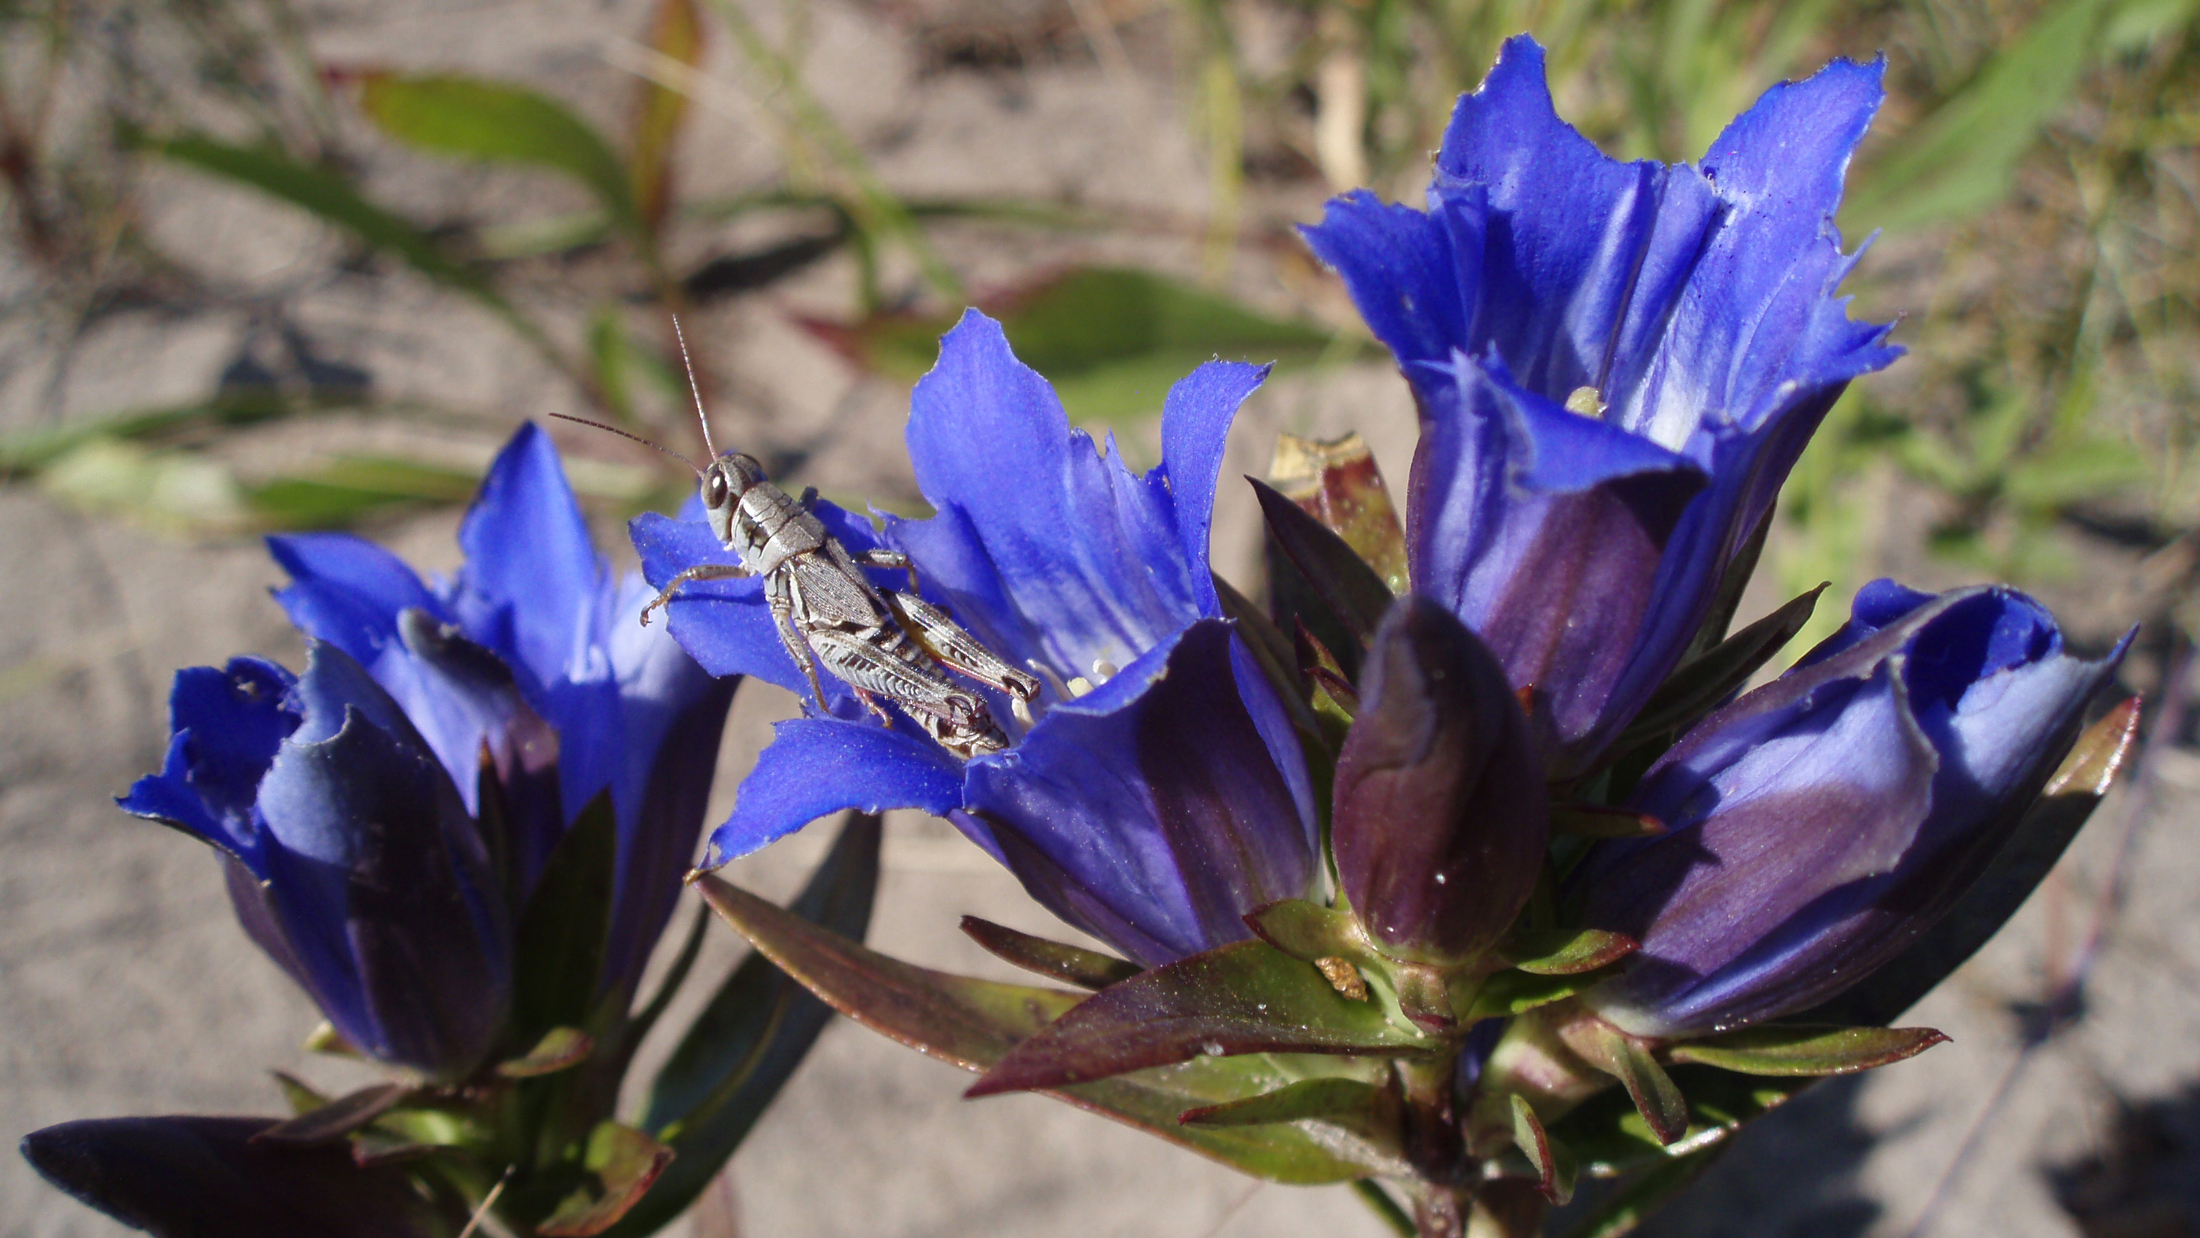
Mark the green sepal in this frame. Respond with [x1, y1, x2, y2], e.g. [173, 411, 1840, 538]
[1500, 928, 1638, 977]
[610, 813, 881, 1236]
[248, 1082, 413, 1148]
[1612, 583, 1825, 755]
[1509, 1094, 1577, 1205]
[1568, 1020, 1689, 1146]
[509, 790, 619, 1046]
[497, 1027, 595, 1078]
[1549, 1066, 1814, 1176]
[1462, 969, 1594, 1020]
[692, 871, 1397, 1183]
[1666, 1024, 1949, 1076]
[535, 1122, 674, 1237]
[1244, 898, 1376, 966]
[960, 916, 1141, 990]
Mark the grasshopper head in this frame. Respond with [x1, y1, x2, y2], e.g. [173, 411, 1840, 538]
[701, 453, 770, 546]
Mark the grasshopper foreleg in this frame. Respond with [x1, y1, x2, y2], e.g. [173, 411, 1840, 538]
[854, 548, 921, 595]
[642, 561, 753, 627]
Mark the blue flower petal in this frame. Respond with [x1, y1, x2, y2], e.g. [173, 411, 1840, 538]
[268, 534, 445, 671]
[117, 658, 300, 869]
[963, 620, 1317, 966]
[700, 717, 964, 868]
[887, 311, 1252, 686]
[448, 423, 607, 694]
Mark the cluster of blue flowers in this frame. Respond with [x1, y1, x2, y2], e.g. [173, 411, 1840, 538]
[25, 34, 2135, 1238]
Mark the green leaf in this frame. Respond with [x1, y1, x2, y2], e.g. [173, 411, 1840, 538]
[692, 870, 1392, 1182]
[806, 267, 1350, 423]
[1613, 584, 1826, 753]
[959, 916, 1141, 990]
[1570, 1020, 1688, 1146]
[1502, 928, 1638, 977]
[1178, 1077, 1406, 1168]
[1464, 969, 1596, 1020]
[536, 1122, 675, 1237]
[1845, 0, 2116, 232]
[610, 815, 882, 1236]
[967, 939, 1436, 1097]
[1667, 1025, 1949, 1076]
[1804, 696, 2142, 1026]
[510, 791, 619, 1045]
[627, 0, 705, 235]
[357, 74, 643, 243]
[496, 1027, 595, 1079]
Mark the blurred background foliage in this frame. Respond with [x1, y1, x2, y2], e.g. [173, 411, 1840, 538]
[0, 0, 2192, 647]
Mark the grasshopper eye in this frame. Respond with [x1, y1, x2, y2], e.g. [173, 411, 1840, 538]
[705, 468, 730, 510]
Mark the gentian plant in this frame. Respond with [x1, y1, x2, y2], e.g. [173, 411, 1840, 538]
[24, 425, 881, 1238]
[648, 35, 2144, 1238]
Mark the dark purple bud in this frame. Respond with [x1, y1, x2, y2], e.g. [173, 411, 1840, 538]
[21, 1115, 458, 1238]
[1571, 581, 2128, 1037]
[1333, 596, 1549, 964]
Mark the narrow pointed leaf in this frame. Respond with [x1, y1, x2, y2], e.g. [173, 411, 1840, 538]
[1550, 1066, 1813, 1176]
[537, 1123, 675, 1237]
[1504, 928, 1638, 977]
[1510, 1094, 1576, 1205]
[1614, 585, 1825, 751]
[1465, 970, 1595, 1019]
[1267, 432, 1409, 594]
[1802, 695, 2143, 1027]
[961, 916, 1141, 990]
[270, 1072, 329, 1116]
[968, 939, 1436, 1096]
[612, 814, 881, 1237]
[248, 1082, 412, 1147]
[1667, 1024, 1949, 1075]
[692, 871, 1386, 1182]
[1252, 477, 1395, 647]
[511, 791, 619, 1042]
[1179, 1078, 1403, 1159]
[496, 1026, 595, 1078]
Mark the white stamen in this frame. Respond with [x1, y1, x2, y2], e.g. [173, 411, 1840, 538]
[1091, 658, 1118, 682]
[1066, 676, 1095, 698]
[1564, 386, 1606, 417]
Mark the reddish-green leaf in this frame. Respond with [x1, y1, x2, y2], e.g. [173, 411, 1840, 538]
[537, 1123, 675, 1236]
[1502, 928, 1638, 977]
[1267, 432, 1409, 595]
[1668, 1024, 1950, 1076]
[248, 1083, 412, 1148]
[960, 916, 1141, 990]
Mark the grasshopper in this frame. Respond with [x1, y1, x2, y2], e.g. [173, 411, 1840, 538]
[550, 331, 1039, 759]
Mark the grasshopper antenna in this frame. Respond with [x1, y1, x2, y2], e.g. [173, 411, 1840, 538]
[546, 414, 704, 479]
[670, 315, 719, 463]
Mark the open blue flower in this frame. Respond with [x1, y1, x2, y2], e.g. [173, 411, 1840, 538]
[632, 312, 1318, 966]
[1569, 581, 2128, 1038]
[1301, 36, 1901, 777]
[121, 425, 732, 1070]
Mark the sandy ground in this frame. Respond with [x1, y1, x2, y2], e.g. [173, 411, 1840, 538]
[3, 2, 2196, 1236]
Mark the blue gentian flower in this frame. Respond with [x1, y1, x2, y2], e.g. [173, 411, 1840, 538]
[1301, 36, 1901, 777]
[631, 311, 1319, 966]
[1568, 580, 2128, 1038]
[120, 425, 732, 1072]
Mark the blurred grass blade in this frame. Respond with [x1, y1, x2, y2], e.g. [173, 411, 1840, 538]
[1845, 0, 2114, 232]
[356, 73, 644, 244]
[628, 0, 704, 236]
[245, 455, 483, 529]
